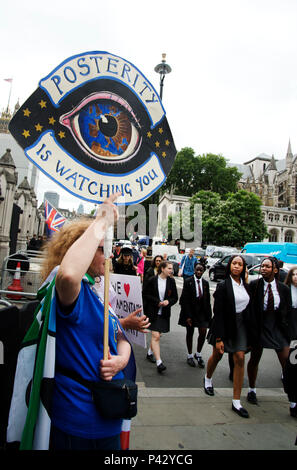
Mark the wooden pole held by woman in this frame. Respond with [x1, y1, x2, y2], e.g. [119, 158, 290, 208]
[103, 226, 114, 359]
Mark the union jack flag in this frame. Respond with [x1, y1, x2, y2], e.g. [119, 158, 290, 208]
[44, 200, 66, 237]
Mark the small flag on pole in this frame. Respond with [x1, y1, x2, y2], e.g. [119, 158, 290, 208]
[44, 200, 66, 237]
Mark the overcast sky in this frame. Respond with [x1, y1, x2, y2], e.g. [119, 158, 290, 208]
[1, 0, 297, 211]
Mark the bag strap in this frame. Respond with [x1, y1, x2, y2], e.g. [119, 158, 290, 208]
[55, 365, 94, 389]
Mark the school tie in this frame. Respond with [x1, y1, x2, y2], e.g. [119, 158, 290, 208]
[197, 279, 202, 299]
[266, 283, 274, 312]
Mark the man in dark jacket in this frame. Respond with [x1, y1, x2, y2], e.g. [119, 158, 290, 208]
[178, 264, 212, 368]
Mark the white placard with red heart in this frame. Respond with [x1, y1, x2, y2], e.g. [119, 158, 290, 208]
[110, 273, 146, 348]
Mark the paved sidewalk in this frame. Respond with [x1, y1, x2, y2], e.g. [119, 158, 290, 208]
[130, 385, 297, 450]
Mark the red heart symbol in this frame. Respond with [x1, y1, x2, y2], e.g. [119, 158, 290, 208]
[124, 283, 130, 297]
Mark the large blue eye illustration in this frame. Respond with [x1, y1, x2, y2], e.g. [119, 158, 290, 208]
[60, 92, 141, 162]
[9, 51, 177, 205]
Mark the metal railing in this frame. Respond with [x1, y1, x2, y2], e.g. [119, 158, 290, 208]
[0, 250, 44, 305]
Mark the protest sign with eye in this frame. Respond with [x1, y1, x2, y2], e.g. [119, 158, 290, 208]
[9, 51, 177, 205]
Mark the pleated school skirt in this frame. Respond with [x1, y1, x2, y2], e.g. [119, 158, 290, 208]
[148, 315, 170, 333]
[261, 308, 290, 350]
[208, 310, 248, 353]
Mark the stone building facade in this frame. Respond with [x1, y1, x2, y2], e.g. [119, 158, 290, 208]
[235, 141, 297, 242]
[0, 105, 43, 269]
[156, 192, 190, 239]
[0, 104, 39, 191]
[0, 148, 44, 269]
[157, 141, 297, 244]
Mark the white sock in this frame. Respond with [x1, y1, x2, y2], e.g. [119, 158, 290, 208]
[195, 352, 202, 358]
[156, 359, 162, 366]
[290, 402, 297, 408]
[248, 387, 256, 393]
[148, 348, 153, 356]
[187, 353, 194, 359]
[232, 399, 242, 410]
[204, 375, 212, 388]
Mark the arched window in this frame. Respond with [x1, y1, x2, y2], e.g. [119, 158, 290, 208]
[269, 229, 278, 242]
[274, 214, 280, 221]
[283, 215, 288, 223]
[268, 213, 274, 222]
[285, 231, 293, 242]
[289, 216, 294, 224]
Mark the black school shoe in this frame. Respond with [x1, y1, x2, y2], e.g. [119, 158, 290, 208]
[203, 377, 214, 396]
[232, 404, 249, 418]
[196, 357, 205, 368]
[157, 363, 167, 373]
[247, 391, 258, 405]
[187, 357, 196, 367]
[146, 353, 156, 363]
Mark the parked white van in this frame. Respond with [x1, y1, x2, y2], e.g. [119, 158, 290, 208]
[206, 246, 237, 269]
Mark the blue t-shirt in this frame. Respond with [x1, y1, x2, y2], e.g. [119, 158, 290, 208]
[52, 280, 124, 439]
[181, 255, 197, 276]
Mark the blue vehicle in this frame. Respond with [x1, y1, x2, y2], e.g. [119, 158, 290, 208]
[241, 242, 297, 264]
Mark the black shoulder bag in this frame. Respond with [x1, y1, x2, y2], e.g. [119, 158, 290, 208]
[56, 366, 137, 420]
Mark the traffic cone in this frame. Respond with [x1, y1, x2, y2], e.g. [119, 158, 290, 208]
[7, 262, 23, 300]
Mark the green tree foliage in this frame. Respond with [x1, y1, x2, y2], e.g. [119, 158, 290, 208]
[197, 190, 268, 246]
[161, 148, 242, 196]
[163, 190, 268, 247]
[144, 147, 241, 233]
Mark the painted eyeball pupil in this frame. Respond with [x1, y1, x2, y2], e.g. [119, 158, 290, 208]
[76, 100, 138, 158]
[99, 115, 118, 137]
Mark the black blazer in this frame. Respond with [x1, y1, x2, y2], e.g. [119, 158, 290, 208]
[142, 275, 178, 322]
[142, 266, 156, 289]
[178, 276, 212, 326]
[210, 277, 251, 342]
[249, 278, 291, 343]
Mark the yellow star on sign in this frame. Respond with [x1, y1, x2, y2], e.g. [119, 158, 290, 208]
[147, 131, 152, 138]
[49, 116, 56, 125]
[58, 131, 65, 139]
[22, 130, 30, 138]
[23, 108, 31, 117]
[162, 151, 167, 158]
[155, 141, 160, 148]
[39, 100, 47, 108]
[35, 123, 43, 132]
[158, 127, 163, 134]
[165, 139, 170, 146]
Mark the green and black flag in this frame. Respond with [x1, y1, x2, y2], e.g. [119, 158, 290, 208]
[6, 275, 56, 449]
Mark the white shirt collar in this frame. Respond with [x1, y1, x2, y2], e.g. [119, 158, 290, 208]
[230, 275, 243, 286]
[263, 278, 276, 288]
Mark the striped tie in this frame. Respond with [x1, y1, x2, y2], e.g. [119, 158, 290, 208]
[266, 283, 274, 312]
[197, 279, 202, 298]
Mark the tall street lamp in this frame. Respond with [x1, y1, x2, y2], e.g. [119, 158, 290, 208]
[154, 53, 172, 101]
